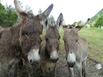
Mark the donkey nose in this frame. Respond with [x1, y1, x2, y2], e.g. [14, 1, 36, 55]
[67, 62, 75, 67]
[50, 50, 59, 61]
[29, 59, 33, 63]
[51, 57, 59, 63]
[28, 49, 40, 63]
[29, 58, 40, 64]
[66, 52, 76, 67]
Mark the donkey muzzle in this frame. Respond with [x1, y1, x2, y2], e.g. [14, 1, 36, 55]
[27, 49, 40, 63]
[67, 62, 75, 67]
[50, 58, 59, 63]
[50, 50, 59, 62]
[67, 52, 76, 67]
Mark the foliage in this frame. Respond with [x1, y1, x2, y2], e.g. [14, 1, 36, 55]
[88, 9, 103, 27]
[0, 3, 17, 27]
[94, 15, 103, 28]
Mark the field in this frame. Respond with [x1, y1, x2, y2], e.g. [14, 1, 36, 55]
[59, 27, 103, 63]
[79, 28, 103, 63]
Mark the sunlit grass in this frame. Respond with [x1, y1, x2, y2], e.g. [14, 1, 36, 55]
[79, 28, 103, 62]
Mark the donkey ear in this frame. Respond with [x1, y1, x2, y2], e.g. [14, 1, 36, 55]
[14, 0, 27, 16]
[56, 13, 63, 27]
[75, 21, 86, 31]
[75, 25, 84, 31]
[40, 4, 53, 21]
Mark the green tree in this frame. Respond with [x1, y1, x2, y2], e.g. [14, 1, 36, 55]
[94, 15, 103, 28]
[0, 3, 17, 27]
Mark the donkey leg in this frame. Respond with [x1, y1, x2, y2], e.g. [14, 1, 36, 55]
[75, 62, 82, 77]
[68, 67, 74, 77]
[82, 61, 87, 77]
[8, 63, 18, 77]
[53, 64, 56, 77]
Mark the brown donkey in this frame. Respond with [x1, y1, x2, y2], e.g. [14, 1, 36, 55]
[40, 13, 63, 77]
[0, 0, 53, 77]
[63, 25, 88, 77]
[45, 13, 63, 62]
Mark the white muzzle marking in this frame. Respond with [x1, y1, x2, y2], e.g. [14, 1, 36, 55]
[95, 63, 102, 70]
[27, 49, 40, 62]
[67, 52, 76, 63]
[50, 50, 59, 60]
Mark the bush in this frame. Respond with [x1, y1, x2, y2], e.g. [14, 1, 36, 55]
[94, 15, 103, 28]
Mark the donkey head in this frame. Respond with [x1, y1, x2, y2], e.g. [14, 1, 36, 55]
[63, 24, 84, 67]
[45, 13, 63, 62]
[14, 0, 53, 63]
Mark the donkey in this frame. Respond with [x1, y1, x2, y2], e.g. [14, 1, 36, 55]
[40, 13, 63, 77]
[63, 24, 88, 77]
[0, 0, 53, 77]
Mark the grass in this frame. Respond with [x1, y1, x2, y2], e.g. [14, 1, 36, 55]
[79, 28, 103, 63]
[59, 27, 103, 63]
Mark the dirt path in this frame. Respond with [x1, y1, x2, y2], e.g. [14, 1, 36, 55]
[55, 51, 103, 77]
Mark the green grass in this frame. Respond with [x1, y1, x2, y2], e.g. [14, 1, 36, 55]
[59, 27, 103, 62]
[79, 28, 103, 62]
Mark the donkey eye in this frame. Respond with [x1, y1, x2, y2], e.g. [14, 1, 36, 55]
[58, 35, 60, 40]
[22, 32, 27, 35]
[46, 38, 48, 41]
[22, 32, 30, 36]
[39, 38, 42, 43]
[76, 40, 78, 42]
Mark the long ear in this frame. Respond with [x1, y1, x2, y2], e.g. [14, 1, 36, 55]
[75, 25, 84, 31]
[75, 22, 86, 31]
[56, 13, 63, 27]
[14, 0, 27, 16]
[40, 4, 53, 21]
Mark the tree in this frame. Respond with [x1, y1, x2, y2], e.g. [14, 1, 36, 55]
[5, 5, 17, 27]
[94, 15, 103, 28]
[0, 3, 17, 27]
